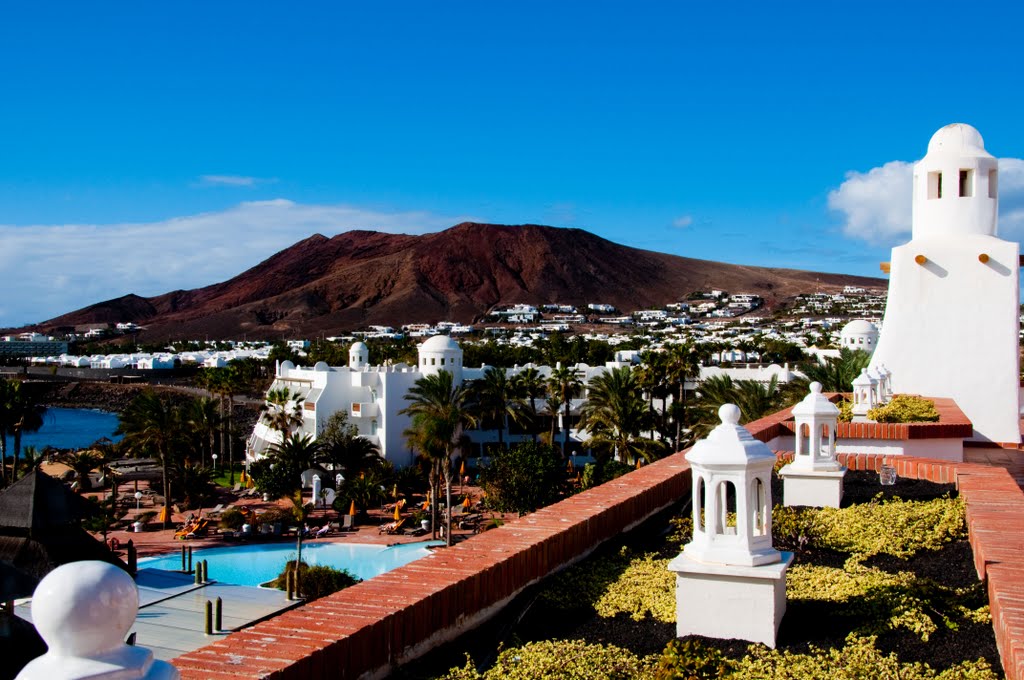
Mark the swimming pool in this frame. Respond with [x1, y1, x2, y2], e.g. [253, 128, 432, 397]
[139, 541, 442, 586]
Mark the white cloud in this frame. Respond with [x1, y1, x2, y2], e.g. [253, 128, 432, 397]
[198, 175, 275, 187]
[829, 158, 1024, 243]
[672, 215, 694, 229]
[0, 199, 470, 327]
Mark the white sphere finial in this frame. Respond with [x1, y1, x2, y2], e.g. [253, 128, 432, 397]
[719, 403, 741, 425]
[33, 561, 137, 656]
[809, 381, 823, 394]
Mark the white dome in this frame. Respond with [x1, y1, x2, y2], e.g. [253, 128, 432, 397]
[279, 360, 295, 372]
[840, 320, 878, 337]
[927, 123, 989, 156]
[313, 361, 330, 372]
[420, 335, 460, 352]
[350, 341, 369, 353]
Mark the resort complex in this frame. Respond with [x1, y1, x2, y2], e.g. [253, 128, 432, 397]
[3, 124, 1024, 680]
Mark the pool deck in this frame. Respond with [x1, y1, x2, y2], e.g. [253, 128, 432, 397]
[16, 568, 303, 661]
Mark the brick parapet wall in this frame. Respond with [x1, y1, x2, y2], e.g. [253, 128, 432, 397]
[174, 409, 1023, 680]
[174, 453, 693, 679]
[745, 396, 972, 442]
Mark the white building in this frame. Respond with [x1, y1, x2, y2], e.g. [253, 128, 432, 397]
[839, 319, 879, 351]
[870, 124, 1020, 444]
[247, 336, 625, 469]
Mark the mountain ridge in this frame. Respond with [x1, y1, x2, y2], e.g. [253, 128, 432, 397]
[31, 223, 886, 340]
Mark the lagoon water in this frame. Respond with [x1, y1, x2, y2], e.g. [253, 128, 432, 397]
[3, 407, 122, 451]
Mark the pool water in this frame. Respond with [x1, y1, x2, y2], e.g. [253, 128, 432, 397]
[139, 541, 441, 586]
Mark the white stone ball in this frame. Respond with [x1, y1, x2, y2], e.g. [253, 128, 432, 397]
[32, 561, 137, 657]
[718, 403, 741, 425]
[810, 381, 823, 394]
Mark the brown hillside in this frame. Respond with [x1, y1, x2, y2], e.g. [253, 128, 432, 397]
[35, 223, 885, 340]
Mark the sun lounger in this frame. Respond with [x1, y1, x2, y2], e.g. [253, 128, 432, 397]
[378, 517, 407, 535]
[314, 524, 331, 539]
[205, 504, 225, 518]
[341, 514, 354, 531]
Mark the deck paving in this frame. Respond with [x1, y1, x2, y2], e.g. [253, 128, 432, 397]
[16, 568, 302, 662]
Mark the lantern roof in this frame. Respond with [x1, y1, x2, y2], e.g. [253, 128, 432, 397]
[852, 368, 874, 387]
[790, 382, 840, 418]
[685, 404, 776, 467]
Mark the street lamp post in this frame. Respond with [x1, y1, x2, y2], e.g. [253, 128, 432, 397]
[134, 491, 142, 511]
[211, 454, 218, 470]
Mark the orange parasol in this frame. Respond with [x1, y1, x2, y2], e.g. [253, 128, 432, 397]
[635, 459, 643, 470]
[157, 506, 172, 524]
[393, 502, 401, 521]
[240, 470, 247, 483]
[462, 496, 472, 509]
[392, 483, 398, 499]
[567, 459, 574, 473]
[422, 498, 430, 510]
[459, 460, 466, 476]
[348, 500, 357, 516]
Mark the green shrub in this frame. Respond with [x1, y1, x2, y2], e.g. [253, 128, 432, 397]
[256, 506, 296, 526]
[732, 633, 998, 679]
[218, 507, 245, 530]
[837, 399, 853, 422]
[479, 441, 563, 515]
[868, 395, 940, 423]
[270, 561, 360, 601]
[439, 639, 655, 680]
[539, 546, 675, 623]
[655, 638, 735, 679]
[811, 495, 965, 563]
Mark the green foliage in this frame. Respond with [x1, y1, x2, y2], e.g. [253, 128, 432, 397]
[478, 441, 562, 515]
[579, 460, 634, 491]
[439, 639, 655, 680]
[655, 638, 735, 679]
[539, 545, 675, 623]
[810, 495, 965, 564]
[271, 561, 360, 601]
[838, 399, 854, 422]
[218, 507, 246, 530]
[868, 395, 940, 423]
[786, 564, 988, 642]
[798, 348, 871, 393]
[731, 633, 998, 679]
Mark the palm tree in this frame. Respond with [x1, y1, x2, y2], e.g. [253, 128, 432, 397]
[317, 411, 382, 479]
[635, 352, 668, 442]
[799, 348, 871, 393]
[203, 366, 245, 485]
[400, 371, 476, 546]
[60, 450, 104, 493]
[579, 367, 664, 465]
[513, 367, 547, 443]
[265, 432, 321, 570]
[664, 343, 702, 452]
[542, 394, 563, 447]
[547, 366, 582, 458]
[261, 386, 305, 442]
[732, 376, 784, 424]
[185, 396, 221, 468]
[4, 381, 46, 482]
[0, 379, 15, 485]
[471, 367, 526, 452]
[117, 391, 184, 529]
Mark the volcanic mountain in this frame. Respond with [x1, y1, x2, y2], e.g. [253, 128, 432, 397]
[36, 223, 885, 340]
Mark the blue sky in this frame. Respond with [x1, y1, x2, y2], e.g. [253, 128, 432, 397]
[2, 2, 1024, 327]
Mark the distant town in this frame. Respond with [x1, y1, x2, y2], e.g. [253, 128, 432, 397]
[1, 287, 896, 369]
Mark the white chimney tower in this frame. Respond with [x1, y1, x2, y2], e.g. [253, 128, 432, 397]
[870, 124, 1020, 445]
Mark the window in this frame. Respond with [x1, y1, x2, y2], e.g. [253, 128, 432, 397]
[431, 357, 436, 366]
[959, 169, 973, 197]
[928, 171, 943, 199]
[989, 169, 998, 198]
